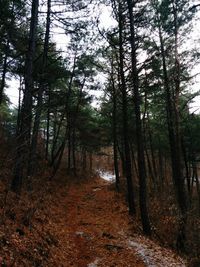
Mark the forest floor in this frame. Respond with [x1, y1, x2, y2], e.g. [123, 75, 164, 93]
[0, 171, 188, 266]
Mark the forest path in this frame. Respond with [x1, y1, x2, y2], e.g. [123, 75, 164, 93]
[50, 176, 144, 266]
[49, 176, 187, 267]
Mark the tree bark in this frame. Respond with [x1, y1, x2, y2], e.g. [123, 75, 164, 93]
[111, 58, 120, 191]
[157, 6, 187, 250]
[118, 1, 136, 215]
[27, 0, 51, 182]
[45, 87, 51, 160]
[11, 0, 39, 192]
[126, 0, 151, 235]
[0, 39, 9, 105]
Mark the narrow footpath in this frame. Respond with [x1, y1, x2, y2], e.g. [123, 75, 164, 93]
[45, 175, 187, 267]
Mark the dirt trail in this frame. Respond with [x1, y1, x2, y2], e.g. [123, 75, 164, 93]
[47, 177, 144, 266]
[47, 176, 187, 267]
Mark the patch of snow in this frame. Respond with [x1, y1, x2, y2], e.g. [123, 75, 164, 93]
[128, 236, 187, 267]
[117, 230, 187, 267]
[97, 170, 116, 182]
[75, 231, 92, 240]
[87, 258, 100, 267]
[129, 240, 160, 267]
[93, 187, 101, 192]
[75, 231, 84, 237]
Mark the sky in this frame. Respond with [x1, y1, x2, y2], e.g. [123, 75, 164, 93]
[5, 2, 200, 113]
[6, 3, 116, 108]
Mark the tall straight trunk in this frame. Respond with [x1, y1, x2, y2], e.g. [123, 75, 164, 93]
[143, 115, 156, 190]
[51, 112, 65, 165]
[16, 74, 23, 136]
[143, 75, 157, 183]
[82, 148, 87, 171]
[147, 113, 158, 183]
[69, 77, 85, 172]
[113, 102, 120, 190]
[0, 39, 9, 105]
[130, 144, 138, 178]
[45, 87, 51, 160]
[126, 0, 151, 235]
[11, 0, 39, 192]
[157, 10, 187, 250]
[67, 119, 72, 170]
[89, 152, 93, 172]
[118, 1, 135, 215]
[158, 146, 164, 187]
[181, 138, 191, 198]
[111, 61, 120, 191]
[145, 146, 155, 190]
[0, 1, 15, 104]
[158, 18, 187, 214]
[117, 141, 126, 177]
[192, 157, 200, 215]
[27, 0, 51, 180]
[72, 128, 76, 175]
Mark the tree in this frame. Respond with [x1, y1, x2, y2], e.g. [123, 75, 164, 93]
[126, 0, 151, 235]
[149, 0, 199, 250]
[27, 0, 52, 181]
[11, 0, 39, 192]
[0, 0, 27, 105]
[117, 0, 136, 214]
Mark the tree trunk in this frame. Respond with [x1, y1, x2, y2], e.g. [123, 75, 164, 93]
[0, 39, 9, 105]
[11, 0, 39, 192]
[147, 113, 158, 184]
[50, 139, 66, 179]
[45, 87, 51, 160]
[67, 119, 72, 171]
[118, 1, 135, 215]
[72, 128, 77, 175]
[27, 0, 51, 182]
[158, 141, 164, 188]
[16, 74, 23, 136]
[126, 0, 151, 235]
[182, 138, 191, 198]
[82, 148, 87, 171]
[157, 10, 187, 250]
[51, 112, 65, 165]
[89, 152, 93, 172]
[111, 59, 120, 191]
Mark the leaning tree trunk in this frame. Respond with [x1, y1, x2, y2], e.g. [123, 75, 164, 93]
[50, 55, 77, 175]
